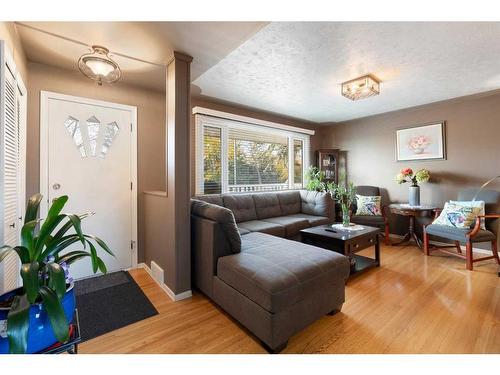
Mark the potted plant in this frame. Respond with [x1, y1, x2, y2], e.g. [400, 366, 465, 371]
[327, 174, 357, 227]
[395, 168, 430, 206]
[305, 166, 327, 192]
[0, 193, 113, 354]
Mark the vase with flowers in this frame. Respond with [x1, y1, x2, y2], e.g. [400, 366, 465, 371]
[395, 168, 430, 206]
[327, 174, 357, 227]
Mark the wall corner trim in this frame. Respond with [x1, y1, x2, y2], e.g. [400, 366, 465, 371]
[192, 106, 316, 135]
[137, 263, 192, 301]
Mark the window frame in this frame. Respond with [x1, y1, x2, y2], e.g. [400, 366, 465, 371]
[195, 114, 310, 195]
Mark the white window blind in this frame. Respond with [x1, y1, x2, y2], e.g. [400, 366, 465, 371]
[195, 114, 310, 195]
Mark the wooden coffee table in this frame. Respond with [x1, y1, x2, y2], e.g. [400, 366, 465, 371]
[300, 224, 380, 278]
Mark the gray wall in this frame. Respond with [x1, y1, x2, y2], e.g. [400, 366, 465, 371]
[318, 91, 500, 237]
[27, 62, 166, 263]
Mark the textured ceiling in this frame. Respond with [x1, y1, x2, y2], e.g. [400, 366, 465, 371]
[17, 21, 267, 92]
[193, 22, 500, 122]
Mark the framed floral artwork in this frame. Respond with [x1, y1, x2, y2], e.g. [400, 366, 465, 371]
[396, 122, 446, 162]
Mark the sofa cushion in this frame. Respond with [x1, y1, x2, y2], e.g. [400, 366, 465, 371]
[253, 193, 282, 219]
[238, 227, 251, 236]
[300, 190, 333, 218]
[261, 216, 310, 237]
[237, 220, 286, 237]
[222, 194, 257, 223]
[217, 232, 350, 313]
[191, 199, 241, 253]
[425, 224, 495, 243]
[194, 194, 223, 207]
[277, 191, 302, 215]
[286, 213, 330, 226]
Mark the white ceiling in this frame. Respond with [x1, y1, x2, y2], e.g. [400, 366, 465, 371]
[193, 22, 500, 122]
[16, 21, 267, 92]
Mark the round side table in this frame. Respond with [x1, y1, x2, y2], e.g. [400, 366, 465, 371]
[389, 204, 439, 249]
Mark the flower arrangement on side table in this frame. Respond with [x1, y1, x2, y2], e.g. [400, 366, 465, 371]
[395, 168, 430, 206]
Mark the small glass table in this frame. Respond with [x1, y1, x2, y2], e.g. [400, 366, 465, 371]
[389, 204, 439, 249]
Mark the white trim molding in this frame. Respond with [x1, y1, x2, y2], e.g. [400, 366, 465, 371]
[194, 113, 311, 195]
[39, 91, 139, 270]
[192, 106, 315, 135]
[137, 263, 192, 301]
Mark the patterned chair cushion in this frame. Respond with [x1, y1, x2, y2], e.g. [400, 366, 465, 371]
[433, 202, 482, 228]
[355, 195, 382, 216]
[450, 200, 486, 229]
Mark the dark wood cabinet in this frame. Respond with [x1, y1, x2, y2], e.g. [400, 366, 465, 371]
[316, 149, 339, 184]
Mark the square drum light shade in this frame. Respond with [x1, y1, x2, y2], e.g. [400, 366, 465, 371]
[341, 74, 381, 101]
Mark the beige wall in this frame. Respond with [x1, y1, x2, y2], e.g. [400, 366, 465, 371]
[26, 62, 166, 262]
[0, 22, 28, 85]
[318, 91, 500, 235]
[190, 96, 321, 194]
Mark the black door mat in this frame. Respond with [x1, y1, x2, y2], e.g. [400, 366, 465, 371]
[74, 271, 158, 342]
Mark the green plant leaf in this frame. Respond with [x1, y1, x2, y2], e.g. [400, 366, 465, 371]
[34, 214, 66, 259]
[96, 256, 107, 274]
[46, 263, 66, 300]
[58, 251, 90, 265]
[20, 262, 40, 304]
[65, 214, 85, 246]
[88, 240, 98, 273]
[39, 286, 69, 343]
[21, 219, 41, 258]
[85, 235, 114, 257]
[7, 294, 30, 354]
[24, 193, 43, 224]
[13, 246, 30, 264]
[52, 213, 91, 241]
[41, 234, 81, 260]
[0, 246, 15, 263]
[34, 196, 69, 258]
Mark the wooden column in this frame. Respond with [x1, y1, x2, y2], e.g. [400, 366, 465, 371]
[164, 51, 193, 296]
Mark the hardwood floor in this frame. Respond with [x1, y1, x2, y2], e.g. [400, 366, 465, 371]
[79, 244, 500, 354]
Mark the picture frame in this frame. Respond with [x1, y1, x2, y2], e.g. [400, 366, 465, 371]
[395, 121, 446, 162]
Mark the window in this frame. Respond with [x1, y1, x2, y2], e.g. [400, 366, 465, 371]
[195, 113, 310, 195]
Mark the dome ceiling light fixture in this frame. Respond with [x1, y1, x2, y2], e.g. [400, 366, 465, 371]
[341, 74, 381, 101]
[78, 45, 121, 85]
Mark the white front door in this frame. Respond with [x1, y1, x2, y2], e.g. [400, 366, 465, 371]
[41, 92, 137, 280]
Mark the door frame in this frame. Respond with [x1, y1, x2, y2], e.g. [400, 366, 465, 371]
[0, 40, 27, 290]
[39, 91, 138, 269]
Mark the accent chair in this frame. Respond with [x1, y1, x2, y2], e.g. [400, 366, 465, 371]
[423, 188, 500, 271]
[350, 185, 391, 246]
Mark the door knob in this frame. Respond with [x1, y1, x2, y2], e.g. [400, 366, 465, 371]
[53, 183, 61, 190]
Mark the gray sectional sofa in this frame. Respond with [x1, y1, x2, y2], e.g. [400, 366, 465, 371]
[191, 190, 350, 352]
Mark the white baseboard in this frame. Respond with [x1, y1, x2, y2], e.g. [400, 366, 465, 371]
[136, 263, 192, 302]
[388, 233, 493, 255]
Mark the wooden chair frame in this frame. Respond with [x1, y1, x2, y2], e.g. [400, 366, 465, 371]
[423, 210, 500, 271]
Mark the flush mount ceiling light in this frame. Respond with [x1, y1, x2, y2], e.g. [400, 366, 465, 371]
[78, 45, 121, 85]
[341, 74, 381, 101]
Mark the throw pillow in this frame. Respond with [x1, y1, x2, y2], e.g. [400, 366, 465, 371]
[433, 202, 482, 228]
[450, 200, 486, 229]
[355, 195, 382, 216]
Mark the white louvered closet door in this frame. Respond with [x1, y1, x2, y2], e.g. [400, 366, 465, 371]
[0, 43, 25, 294]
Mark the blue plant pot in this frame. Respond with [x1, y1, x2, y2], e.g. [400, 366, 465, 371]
[0, 286, 75, 354]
